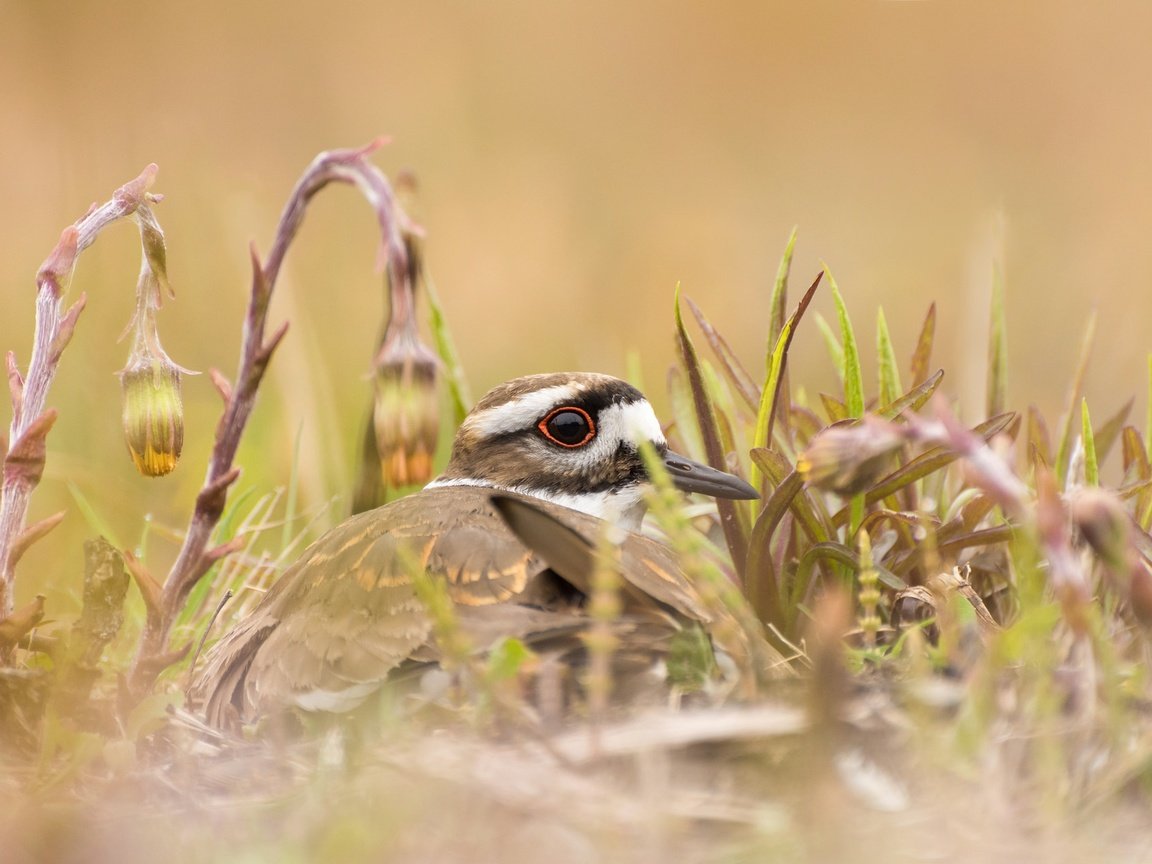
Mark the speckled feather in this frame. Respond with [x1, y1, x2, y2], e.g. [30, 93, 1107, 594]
[194, 486, 711, 726]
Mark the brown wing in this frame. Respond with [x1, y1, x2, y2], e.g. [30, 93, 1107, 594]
[490, 493, 712, 623]
[193, 487, 712, 726]
[195, 487, 553, 725]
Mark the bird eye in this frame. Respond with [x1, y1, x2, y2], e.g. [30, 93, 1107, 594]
[538, 407, 596, 448]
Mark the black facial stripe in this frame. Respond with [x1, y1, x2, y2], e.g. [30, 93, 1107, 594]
[512, 442, 647, 496]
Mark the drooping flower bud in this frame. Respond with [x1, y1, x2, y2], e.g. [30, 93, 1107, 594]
[798, 415, 906, 496]
[119, 353, 184, 477]
[371, 231, 441, 488]
[373, 337, 440, 488]
[117, 216, 194, 478]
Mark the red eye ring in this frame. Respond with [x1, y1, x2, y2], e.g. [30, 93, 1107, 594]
[538, 406, 596, 448]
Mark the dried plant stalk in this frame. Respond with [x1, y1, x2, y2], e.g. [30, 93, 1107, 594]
[0, 166, 160, 618]
[127, 138, 419, 698]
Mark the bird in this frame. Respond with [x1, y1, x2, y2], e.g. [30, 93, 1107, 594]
[192, 372, 759, 727]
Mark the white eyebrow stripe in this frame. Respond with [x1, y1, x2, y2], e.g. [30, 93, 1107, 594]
[464, 383, 590, 436]
[601, 401, 667, 449]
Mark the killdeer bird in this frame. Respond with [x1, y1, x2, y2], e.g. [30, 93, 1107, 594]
[194, 372, 758, 726]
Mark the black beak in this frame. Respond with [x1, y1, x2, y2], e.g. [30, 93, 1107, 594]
[662, 450, 759, 500]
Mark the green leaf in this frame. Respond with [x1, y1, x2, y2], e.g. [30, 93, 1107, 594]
[813, 313, 844, 380]
[750, 448, 833, 545]
[67, 482, 124, 550]
[768, 226, 798, 349]
[752, 272, 822, 485]
[1093, 397, 1132, 467]
[909, 302, 936, 386]
[877, 368, 944, 421]
[1054, 311, 1097, 487]
[423, 269, 472, 424]
[876, 307, 903, 407]
[819, 393, 849, 424]
[1147, 353, 1152, 463]
[829, 272, 864, 419]
[675, 285, 748, 575]
[1081, 399, 1099, 486]
[987, 266, 1008, 418]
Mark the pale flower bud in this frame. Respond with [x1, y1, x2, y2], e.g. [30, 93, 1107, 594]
[798, 416, 906, 496]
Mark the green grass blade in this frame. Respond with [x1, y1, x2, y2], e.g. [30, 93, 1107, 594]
[752, 272, 822, 485]
[877, 369, 944, 421]
[66, 482, 124, 550]
[876, 307, 903, 407]
[1054, 311, 1097, 487]
[910, 302, 937, 386]
[750, 448, 833, 544]
[1093, 397, 1132, 467]
[743, 465, 803, 629]
[1081, 398, 1099, 486]
[819, 393, 849, 423]
[423, 269, 472, 423]
[768, 226, 798, 349]
[828, 272, 865, 535]
[987, 266, 1008, 418]
[829, 272, 864, 418]
[1147, 354, 1152, 462]
[675, 285, 749, 575]
[813, 313, 844, 381]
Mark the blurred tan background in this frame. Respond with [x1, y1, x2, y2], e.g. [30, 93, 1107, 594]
[2, 1, 1151, 605]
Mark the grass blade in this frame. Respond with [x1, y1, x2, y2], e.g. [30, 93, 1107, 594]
[987, 267, 1008, 418]
[819, 393, 849, 424]
[750, 448, 834, 545]
[1093, 397, 1132, 468]
[829, 272, 864, 418]
[1122, 426, 1150, 480]
[423, 269, 472, 424]
[675, 285, 749, 575]
[1147, 354, 1152, 462]
[877, 368, 944, 421]
[752, 272, 823, 485]
[1054, 310, 1097, 486]
[829, 272, 865, 534]
[66, 482, 124, 550]
[769, 227, 798, 348]
[1027, 405, 1053, 469]
[814, 313, 844, 381]
[910, 302, 937, 386]
[1081, 399, 1099, 486]
[876, 307, 903, 407]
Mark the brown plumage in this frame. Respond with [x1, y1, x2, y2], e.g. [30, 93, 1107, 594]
[192, 372, 757, 727]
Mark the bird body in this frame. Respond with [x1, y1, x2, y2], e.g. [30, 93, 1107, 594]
[194, 373, 757, 726]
